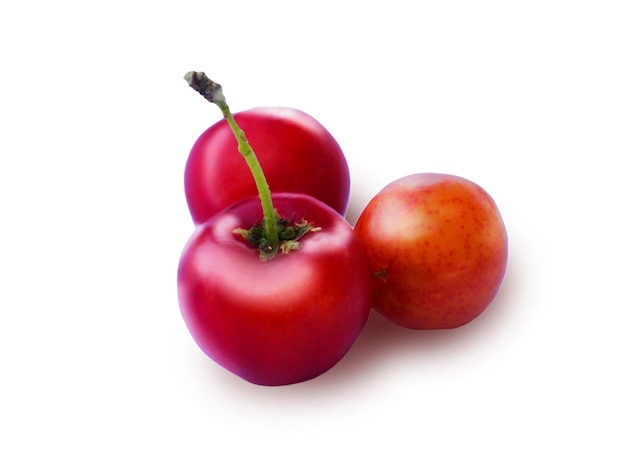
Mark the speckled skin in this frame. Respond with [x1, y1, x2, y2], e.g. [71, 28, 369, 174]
[355, 173, 508, 329]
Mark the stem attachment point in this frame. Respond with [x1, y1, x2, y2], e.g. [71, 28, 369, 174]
[234, 213, 322, 262]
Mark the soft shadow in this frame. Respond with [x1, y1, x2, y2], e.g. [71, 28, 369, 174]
[186, 248, 522, 407]
[344, 184, 374, 227]
[285, 256, 521, 396]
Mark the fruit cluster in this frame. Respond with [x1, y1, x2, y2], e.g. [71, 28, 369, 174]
[177, 72, 508, 386]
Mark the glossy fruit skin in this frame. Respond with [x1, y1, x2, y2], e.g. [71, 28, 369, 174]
[354, 173, 507, 329]
[177, 193, 372, 386]
[185, 107, 350, 225]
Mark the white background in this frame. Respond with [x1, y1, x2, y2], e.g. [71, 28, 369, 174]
[1, 1, 625, 473]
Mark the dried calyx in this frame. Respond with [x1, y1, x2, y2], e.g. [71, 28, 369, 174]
[234, 213, 321, 262]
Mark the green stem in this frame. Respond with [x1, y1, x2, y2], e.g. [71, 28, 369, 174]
[183, 71, 279, 251]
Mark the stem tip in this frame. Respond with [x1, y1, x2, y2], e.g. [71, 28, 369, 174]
[184, 71, 225, 104]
